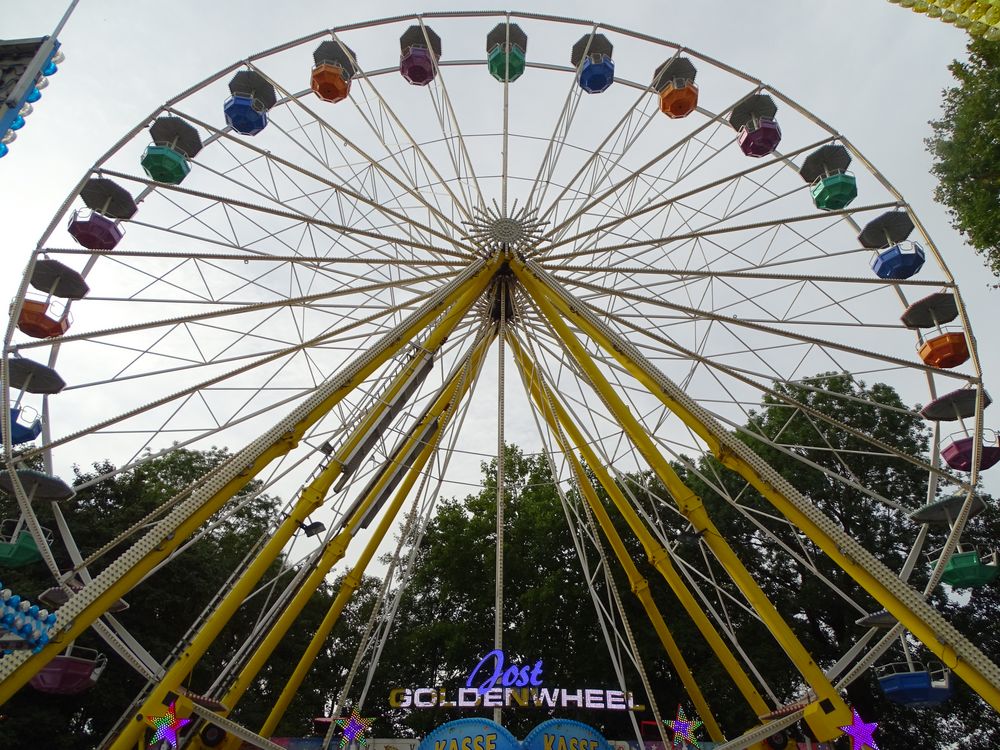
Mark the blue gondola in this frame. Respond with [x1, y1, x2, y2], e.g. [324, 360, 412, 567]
[877, 661, 953, 706]
[871, 241, 925, 279]
[3, 407, 42, 445]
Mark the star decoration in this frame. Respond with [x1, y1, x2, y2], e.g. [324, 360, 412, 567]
[146, 701, 190, 749]
[336, 708, 374, 749]
[839, 708, 880, 750]
[668, 705, 703, 749]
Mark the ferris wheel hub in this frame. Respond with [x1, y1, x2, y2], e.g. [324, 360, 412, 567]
[464, 204, 547, 255]
[490, 217, 523, 244]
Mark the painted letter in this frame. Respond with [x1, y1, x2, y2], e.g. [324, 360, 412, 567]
[626, 692, 646, 712]
[506, 688, 529, 707]
[389, 688, 410, 708]
[467, 649, 505, 696]
[561, 689, 584, 707]
[534, 687, 560, 707]
[529, 660, 544, 686]
[516, 665, 530, 687]
[414, 688, 436, 708]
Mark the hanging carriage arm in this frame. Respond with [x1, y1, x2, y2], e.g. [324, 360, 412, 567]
[254, 329, 493, 742]
[200, 329, 494, 729]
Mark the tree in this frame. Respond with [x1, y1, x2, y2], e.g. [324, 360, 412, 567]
[357, 377, 1000, 750]
[6, 374, 1000, 749]
[676, 374, 1000, 749]
[241, 571, 383, 739]
[365, 445, 690, 740]
[0, 448, 283, 748]
[927, 37, 1000, 278]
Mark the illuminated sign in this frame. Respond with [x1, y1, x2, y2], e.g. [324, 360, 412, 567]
[145, 701, 189, 750]
[838, 708, 879, 750]
[468, 649, 543, 695]
[389, 650, 645, 712]
[667, 706, 702, 750]
[337, 709, 375, 749]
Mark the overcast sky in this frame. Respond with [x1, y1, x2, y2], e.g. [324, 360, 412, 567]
[2, 0, 995, 495]
[2, 1, 986, 311]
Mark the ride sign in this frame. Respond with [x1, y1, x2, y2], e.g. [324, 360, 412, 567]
[388, 650, 646, 712]
[522, 720, 612, 750]
[467, 649, 544, 694]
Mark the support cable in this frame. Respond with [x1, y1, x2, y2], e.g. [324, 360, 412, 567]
[544, 385, 670, 743]
[514, 336, 661, 749]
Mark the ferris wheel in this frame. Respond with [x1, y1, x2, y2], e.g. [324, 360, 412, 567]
[1, 10, 998, 750]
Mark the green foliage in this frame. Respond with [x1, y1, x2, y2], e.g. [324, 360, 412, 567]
[242, 572, 382, 739]
[359, 377, 1000, 749]
[359, 444, 787, 740]
[0, 448, 283, 748]
[366, 445, 686, 740]
[927, 38, 1000, 278]
[677, 374, 999, 749]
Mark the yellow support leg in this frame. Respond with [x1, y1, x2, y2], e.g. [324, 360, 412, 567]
[509, 332, 771, 730]
[192, 334, 493, 750]
[516, 257, 1000, 713]
[257, 336, 488, 739]
[514, 262, 851, 741]
[509, 339, 724, 740]
[104, 268, 498, 750]
[0, 262, 500, 707]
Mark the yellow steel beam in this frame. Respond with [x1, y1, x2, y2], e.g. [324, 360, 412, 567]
[508, 334, 725, 740]
[257, 333, 491, 739]
[508, 332, 771, 727]
[514, 262, 851, 741]
[0, 262, 498, 706]
[189, 333, 492, 750]
[515, 257, 1000, 714]
[102, 267, 498, 750]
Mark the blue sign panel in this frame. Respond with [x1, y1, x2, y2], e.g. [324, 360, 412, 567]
[521, 719, 612, 750]
[417, 719, 521, 750]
